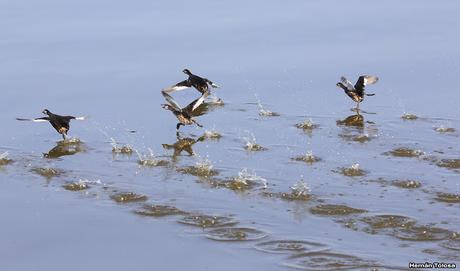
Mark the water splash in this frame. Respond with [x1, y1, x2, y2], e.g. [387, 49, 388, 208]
[243, 133, 267, 151]
[209, 96, 224, 105]
[77, 178, 102, 185]
[111, 138, 134, 154]
[290, 180, 311, 197]
[63, 178, 101, 191]
[0, 152, 9, 160]
[256, 95, 280, 117]
[136, 148, 169, 167]
[401, 113, 418, 120]
[0, 151, 12, 166]
[204, 129, 222, 140]
[61, 137, 81, 144]
[351, 163, 360, 171]
[293, 151, 321, 163]
[177, 156, 218, 177]
[340, 163, 367, 177]
[295, 119, 318, 130]
[233, 168, 268, 189]
[194, 156, 215, 175]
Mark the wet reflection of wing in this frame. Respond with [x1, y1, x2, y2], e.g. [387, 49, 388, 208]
[184, 92, 209, 114]
[161, 91, 182, 111]
[340, 77, 355, 91]
[355, 75, 378, 95]
[162, 80, 192, 93]
[16, 117, 49, 122]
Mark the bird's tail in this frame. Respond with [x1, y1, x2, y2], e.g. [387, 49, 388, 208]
[366, 93, 376, 96]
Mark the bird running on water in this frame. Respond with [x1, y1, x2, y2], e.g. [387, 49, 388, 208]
[161, 91, 209, 132]
[162, 69, 220, 95]
[17, 109, 85, 140]
[336, 75, 379, 109]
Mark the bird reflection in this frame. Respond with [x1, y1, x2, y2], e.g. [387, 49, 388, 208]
[336, 111, 365, 128]
[162, 135, 205, 159]
[44, 140, 86, 159]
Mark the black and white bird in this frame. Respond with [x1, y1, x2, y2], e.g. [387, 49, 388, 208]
[336, 75, 379, 109]
[17, 109, 85, 140]
[161, 91, 209, 131]
[162, 69, 220, 95]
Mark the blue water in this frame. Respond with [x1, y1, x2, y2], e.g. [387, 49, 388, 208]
[1, 0, 460, 270]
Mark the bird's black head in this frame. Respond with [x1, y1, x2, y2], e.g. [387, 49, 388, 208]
[42, 109, 51, 115]
[336, 82, 344, 89]
[183, 69, 192, 75]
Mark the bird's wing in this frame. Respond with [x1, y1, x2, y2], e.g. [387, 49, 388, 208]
[63, 115, 86, 121]
[162, 80, 192, 93]
[355, 75, 379, 95]
[16, 117, 49, 122]
[340, 77, 355, 91]
[185, 91, 209, 114]
[204, 78, 220, 88]
[161, 91, 182, 111]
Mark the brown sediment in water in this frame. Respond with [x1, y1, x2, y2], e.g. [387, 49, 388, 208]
[393, 225, 456, 241]
[133, 204, 187, 217]
[221, 179, 253, 191]
[63, 181, 90, 191]
[360, 215, 417, 232]
[177, 214, 238, 228]
[310, 204, 367, 216]
[138, 159, 170, 167]
[110, 192, 148, 203]
[112, 145, 134, 154]
[0, 158, 13, 166]
[177, 166, 219, 178]
[401, 113, 418, 120]
[205, 227, 268, 241]
[392, 180, 422, 189]
[295, 120, 319, 130]
[336, 165, 367, 177]
[245, 143, 267, 151]
[261, 191, 311, 201]
[440, 238, 460, 252]
[434, 127, 456, 133]
[339, 133, 373, 143]
[254, 240, 327, 254]
[383, 147, 424, 158]
[284, 251, 379, 271]
[259, 110, 280, 117]
[31, 167, 63, 179]
[435, 192, 460, 203]
[436, 159, 460, 169]
[292, 153, 321, 164]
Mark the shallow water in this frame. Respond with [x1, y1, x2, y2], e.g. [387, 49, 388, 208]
[1, 0, 460, 270]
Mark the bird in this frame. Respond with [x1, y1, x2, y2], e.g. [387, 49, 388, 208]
[161, 91, 209, 132]
[16, 109, 85, 140]
[336, 75, 379, 109]
[162, 69, 220, 95]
